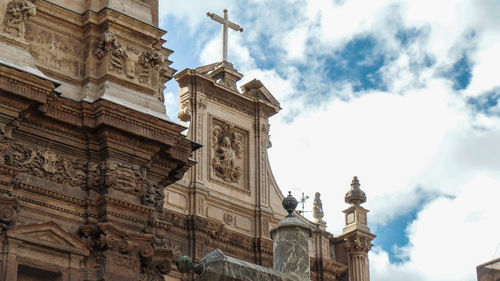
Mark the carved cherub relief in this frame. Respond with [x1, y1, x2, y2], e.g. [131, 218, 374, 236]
[211, 123, 243, 183]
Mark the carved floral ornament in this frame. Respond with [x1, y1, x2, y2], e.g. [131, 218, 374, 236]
[2, 0, 36, 39]
[0, 130, 162, 205]
[211, 122, 244, 183]
[0, 137, 87, 188]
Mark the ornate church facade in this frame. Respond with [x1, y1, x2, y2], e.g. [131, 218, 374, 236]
[0, 1, 375, 281]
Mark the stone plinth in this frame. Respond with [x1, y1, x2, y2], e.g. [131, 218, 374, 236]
[271, 215, 312, 281]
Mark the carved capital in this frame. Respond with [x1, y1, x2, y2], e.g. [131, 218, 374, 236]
[344, 235, 373, 253]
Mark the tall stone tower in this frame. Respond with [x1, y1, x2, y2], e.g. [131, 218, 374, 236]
[0, 1, 197, 281]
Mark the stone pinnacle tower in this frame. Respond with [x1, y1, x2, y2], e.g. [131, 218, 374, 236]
[337, 177, 376, 281]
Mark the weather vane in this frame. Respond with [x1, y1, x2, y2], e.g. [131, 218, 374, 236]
[297, 192, 310, 215]
[207, 9, 243, 62]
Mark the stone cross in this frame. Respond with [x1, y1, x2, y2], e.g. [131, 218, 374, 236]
[207, 9, 243, 62]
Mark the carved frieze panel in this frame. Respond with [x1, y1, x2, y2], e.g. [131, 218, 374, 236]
[2, 0, 36, 40]
[25, 23, 84, 78]
[0, 140, 86, 188]
[209, 116, 248, 192]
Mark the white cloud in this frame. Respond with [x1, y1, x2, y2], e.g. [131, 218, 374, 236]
[159, 0, 235, 31]
[371, 175, 500, 281]
[159, 0, 500, 280]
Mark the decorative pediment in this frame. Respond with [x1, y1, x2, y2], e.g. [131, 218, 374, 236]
[242, 79, 281, 108]
[10, 221, 88, 255]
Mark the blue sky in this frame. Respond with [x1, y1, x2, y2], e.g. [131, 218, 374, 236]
[159, 1, 500, 280]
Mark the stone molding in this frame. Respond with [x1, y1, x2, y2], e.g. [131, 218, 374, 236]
[176, 69, 280, 119]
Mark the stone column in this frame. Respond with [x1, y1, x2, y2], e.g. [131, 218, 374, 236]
[270, 192, 312, 281]
[347, 250, 370, 281]
[340, 177, 375, 281]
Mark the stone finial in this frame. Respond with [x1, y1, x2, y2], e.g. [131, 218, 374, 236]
[282, 191, 298, 217]
[345, 176, 366, 206]
[313, 192, 325, 224]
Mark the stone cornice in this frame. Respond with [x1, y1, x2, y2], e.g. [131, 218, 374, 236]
[175, 68, 279, 118]
[36, 0, 167, 41]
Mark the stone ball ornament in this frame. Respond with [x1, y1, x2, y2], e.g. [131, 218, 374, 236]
[282, 191, 298, 217]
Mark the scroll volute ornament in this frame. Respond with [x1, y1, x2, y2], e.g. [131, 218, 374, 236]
[2, 0, 36, 39]
[0, 194, 19, 229]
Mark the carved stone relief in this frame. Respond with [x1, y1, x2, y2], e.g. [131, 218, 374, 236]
[137, 49, 162, 83]
[262, 219, 269, 237]
[25, 24, 83, 78]
[177, 100, 191, 122]
[79, 224, 172, 281]
[223, 213, 233, 225]
[142, 182, 165, 211]
[196, 196, 205, 216]
[95, 31, 129, 75]
[210, 119, 246, 188]
[0, 193, 19, 231]
[1, 141, 86, 188]
[94, 31, 174, 102]
[2, 0, 36, 39]
[106, 161, 148, 196]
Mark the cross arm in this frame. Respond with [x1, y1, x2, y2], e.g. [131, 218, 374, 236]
[206, 12, 225, 25]
[227, 21, 243, 32]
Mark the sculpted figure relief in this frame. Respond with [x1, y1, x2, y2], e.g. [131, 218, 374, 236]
[3, 0, 36, 39]
[212, 123, 243, 183]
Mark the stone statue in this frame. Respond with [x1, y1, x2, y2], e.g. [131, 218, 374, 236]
[313, 192, 326, 225]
